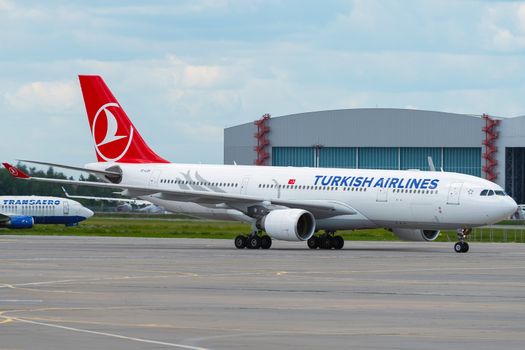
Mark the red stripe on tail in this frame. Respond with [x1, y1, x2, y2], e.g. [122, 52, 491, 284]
[79, 75, 169, 163]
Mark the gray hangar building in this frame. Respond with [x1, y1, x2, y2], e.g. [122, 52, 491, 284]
[224, 108, 525, 204]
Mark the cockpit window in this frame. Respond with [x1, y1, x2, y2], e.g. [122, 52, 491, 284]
[481, 189, 508, 196]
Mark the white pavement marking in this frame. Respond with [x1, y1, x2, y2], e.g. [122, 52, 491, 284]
[12, 317, 211, 350]
[0, 275, 170, 289]
[0, 300, 43, 303]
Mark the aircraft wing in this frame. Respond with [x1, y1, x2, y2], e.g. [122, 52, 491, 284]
[18, 159, 121, 177]
[0, 213, 10, 224]
[61, 187, 151, 205]
[3, 163, 357, 218]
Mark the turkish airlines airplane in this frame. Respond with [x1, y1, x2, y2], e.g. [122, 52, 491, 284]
[0, 195, 94, 229]
[3, 75, 518, 252]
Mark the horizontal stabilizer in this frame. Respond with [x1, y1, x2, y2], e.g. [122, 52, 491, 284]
[17, 159, 121, 176]
[2, 163, 30, 179]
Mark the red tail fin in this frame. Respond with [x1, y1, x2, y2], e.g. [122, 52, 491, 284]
[2, 163, 31, 179]
[78, 75, 169, 163]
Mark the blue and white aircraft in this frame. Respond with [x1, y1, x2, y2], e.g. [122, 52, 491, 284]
[0, 196, 94, 229]
[3, 75, 518, 252]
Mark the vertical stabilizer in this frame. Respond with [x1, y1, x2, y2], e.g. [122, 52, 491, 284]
[79, 75, 169, 163]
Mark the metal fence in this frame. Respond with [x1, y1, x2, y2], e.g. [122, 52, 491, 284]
[443, 223, 525, 243]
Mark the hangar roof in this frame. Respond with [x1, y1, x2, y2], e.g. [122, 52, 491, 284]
[226, 108, 484, 148]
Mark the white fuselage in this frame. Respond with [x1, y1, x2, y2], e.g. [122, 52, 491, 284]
[86, 162, 517, 231]
[0, 196, 94, 225]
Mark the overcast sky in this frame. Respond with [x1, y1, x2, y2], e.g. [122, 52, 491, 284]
[1, 0, 525, 166]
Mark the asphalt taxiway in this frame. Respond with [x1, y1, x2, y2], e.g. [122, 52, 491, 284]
[1, 236, 524, 349]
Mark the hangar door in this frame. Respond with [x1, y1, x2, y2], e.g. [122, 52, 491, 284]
[506, 147, 525, 204]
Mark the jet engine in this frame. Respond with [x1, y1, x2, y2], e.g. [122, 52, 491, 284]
[2, 216, 34, 229]
[258, 209, 316, 241]
[391, 228, 440, 241]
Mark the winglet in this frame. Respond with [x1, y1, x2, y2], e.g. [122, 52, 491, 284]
[61, 186, 71, 197]
[2, 163, 31, 179]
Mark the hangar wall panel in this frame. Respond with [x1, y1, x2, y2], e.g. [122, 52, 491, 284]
[358, 147, 398, 170]
[319, 147, 357, 168]
[400, 147, 442, 170]
[272, 147, 313, 167]
[224, 122, 256, 165]
[271, 146, 481, 176]
[443, 147, 481, 177]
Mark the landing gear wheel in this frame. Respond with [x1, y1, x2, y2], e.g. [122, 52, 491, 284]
[454, 228, 472, 253]
[234, 235, 246, 249]
[307, 236, 319, 249]
[247, 235, 261, 249]
[454, 241, 469, 253]
[261, 235, 272, 249]
[319, 236, 332, 249]
[331, 236, 344, 250]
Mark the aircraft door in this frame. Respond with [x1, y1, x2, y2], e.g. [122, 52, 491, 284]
[446, 183, 463, 205]
[63, 200, 69, 215]
[149, 170, 161, 186]
[240, 177, 249, 195]
[376, 187, 388, 202]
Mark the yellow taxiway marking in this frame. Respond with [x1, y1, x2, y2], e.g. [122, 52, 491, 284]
[0, 311, 13, 325]
[0, 274, 171, 294]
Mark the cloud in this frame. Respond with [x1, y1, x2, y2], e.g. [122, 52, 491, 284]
[182, 65, 223, 88]
[4, 80, 79, 112]
[173, 120, 223, 142]
[483, 2, 525, 51]
[0, 0, 45, 20]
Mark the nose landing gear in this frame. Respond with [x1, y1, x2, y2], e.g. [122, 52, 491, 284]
[454, 228, 471, 253]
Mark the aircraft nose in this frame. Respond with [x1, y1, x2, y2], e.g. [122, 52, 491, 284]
[82, 207, 94, 219]
[504, 197, 518, 217]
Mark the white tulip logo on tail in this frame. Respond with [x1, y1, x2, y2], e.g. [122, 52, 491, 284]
[8, 167, 19, 176]
[92, 102, 134, 162]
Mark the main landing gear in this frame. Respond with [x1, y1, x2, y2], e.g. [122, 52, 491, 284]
[307, 231, 344, 250]
[454, 228, 471, 253]
[234, 233, 272, 249]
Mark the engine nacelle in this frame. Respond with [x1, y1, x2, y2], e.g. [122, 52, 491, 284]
[259, 209, 316, 241]
[391, 228, 440, 242]
[3, 216, 34, 229]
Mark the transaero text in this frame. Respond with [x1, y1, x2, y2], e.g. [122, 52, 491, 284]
[2, 199, 61, 205]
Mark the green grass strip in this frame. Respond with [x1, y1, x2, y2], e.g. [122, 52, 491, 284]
[1, 216, 524, 243]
